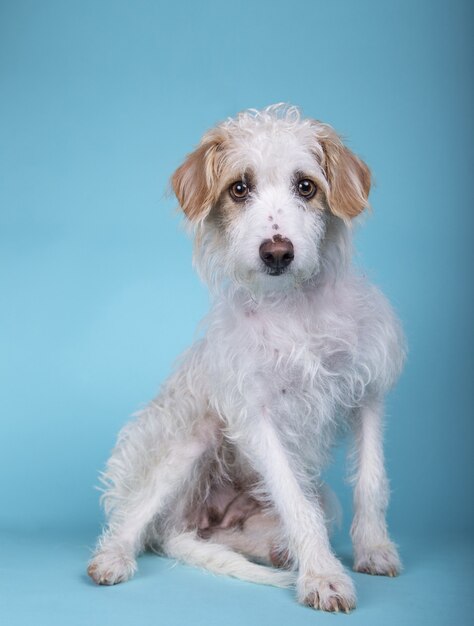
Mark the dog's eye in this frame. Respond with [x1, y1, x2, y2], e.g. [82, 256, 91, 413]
[297, 179, 317, 199]
[229, 181, 249, 201]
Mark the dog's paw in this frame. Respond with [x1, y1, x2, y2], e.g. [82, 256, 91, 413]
[353, 542, 401, 577]
[87, 550, 137, 586]
[298, 571, 356, 613]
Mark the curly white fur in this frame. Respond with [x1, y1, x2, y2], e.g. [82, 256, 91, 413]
[88, 104, 405, 612]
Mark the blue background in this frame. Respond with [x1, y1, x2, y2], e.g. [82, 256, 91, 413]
[1, 1, 472, 624]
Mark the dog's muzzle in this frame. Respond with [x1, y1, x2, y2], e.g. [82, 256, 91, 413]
[259, 237, 294, 275]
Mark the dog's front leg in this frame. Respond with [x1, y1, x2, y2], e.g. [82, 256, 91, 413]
[239, 414, 356, 612]
[350, 397, 401, 576]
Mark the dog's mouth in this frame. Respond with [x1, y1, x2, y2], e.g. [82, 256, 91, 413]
[266, 268, 287, 277]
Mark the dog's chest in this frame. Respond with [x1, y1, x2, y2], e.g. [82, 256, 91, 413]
[208, 293, 358, 405]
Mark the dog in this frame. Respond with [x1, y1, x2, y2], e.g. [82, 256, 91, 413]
[88, 104, 405, 612]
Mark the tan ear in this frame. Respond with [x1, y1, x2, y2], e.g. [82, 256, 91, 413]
[318, 126, 371, 219]
[171, 130, 227, 222]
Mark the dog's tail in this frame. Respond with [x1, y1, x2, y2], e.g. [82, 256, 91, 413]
[163, 531, 296, 588]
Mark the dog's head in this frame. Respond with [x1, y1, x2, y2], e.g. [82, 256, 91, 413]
[172, 105, 370, 293]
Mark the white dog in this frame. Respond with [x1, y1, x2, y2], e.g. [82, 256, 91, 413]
[88, 105, 405, 612]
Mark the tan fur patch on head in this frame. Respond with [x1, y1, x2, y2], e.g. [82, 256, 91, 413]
[171, 129, 229, 222]
[314, 123, 371, 220]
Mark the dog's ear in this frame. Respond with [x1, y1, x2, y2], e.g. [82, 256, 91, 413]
[316, 124, 371, 220]
[171, 130, 227, 222]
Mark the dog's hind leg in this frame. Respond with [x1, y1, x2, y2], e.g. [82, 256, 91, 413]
[88, 355, 218, 586]
[88, 423, 213, 585]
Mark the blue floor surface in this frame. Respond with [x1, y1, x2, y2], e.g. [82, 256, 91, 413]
[1, 527, 471, 626]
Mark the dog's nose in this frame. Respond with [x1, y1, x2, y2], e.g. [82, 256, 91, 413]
[259, 237, 294, 272]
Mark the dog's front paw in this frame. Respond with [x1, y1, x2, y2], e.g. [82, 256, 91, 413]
[298, 571, 356, 613]
[353, 542, 401, 577]
[87, 550, 137, 585]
